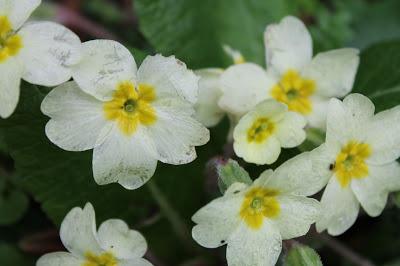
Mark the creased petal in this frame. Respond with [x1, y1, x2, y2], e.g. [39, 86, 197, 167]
[219, 63, 275, 116]
[192, 190, 244, 249]
[60, 203, 102, 257]
[194, 68, 224, 127]
[316, 177, 360, 236]
[97, 219, 147, 260]
[264, 16, 312, 74]
[302, 48, 359, 98]
[1, 0, 40, 30]
[275, 111, 306, 148]
[226, 221, 282, 266]
[137, 54, 199, 104]
[41, 81, 111, 151]
[273, 195, 320, 239]
[266, 145, 332, 196]
[18, 22, 81, 86]
[36, 252, 83, 266]
[306, 96, 329, 129]
[92, 126, 158, 190]
[0, 57, 23, 118]
[71, 40, 136, 101]
[351, 162, 400, 217]
[150, 98, 209, 165]
[365, 105, 400, 164]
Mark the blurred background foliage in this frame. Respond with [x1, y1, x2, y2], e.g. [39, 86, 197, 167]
[1, 0, 400, 265]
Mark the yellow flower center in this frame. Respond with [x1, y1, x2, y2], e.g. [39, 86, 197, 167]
[82, 252, 118, 266]
[247, 117, 275, 143]
[103, 81, 157, 136]
[0, 16, 23, 63]
[239, 187, 280, 230]
[270, 70, 315, 114]
[332, 140, 372, 188]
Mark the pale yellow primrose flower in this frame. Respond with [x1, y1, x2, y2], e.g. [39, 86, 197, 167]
[218, 16, 360, 129]
[41, 40, 209, 190]
[294, 93, 400, 235]
[192, 156, 322, 266]
[0, 0, 81, 118]
[36, 203, 153, 266]
[233, 99, 306, 165]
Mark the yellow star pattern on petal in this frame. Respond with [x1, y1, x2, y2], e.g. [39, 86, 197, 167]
[332, 140, 372, 188]
[270, 70, 315, 114]
[103, 81, 157, 136]
[0, 16, 23, 62]
[239, 187, 280, 230]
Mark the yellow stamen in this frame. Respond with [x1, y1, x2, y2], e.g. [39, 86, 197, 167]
[103, 81, 157, 136]
[333, 140, 372, 188]
[0, 16, 23, 62]
[247, 117, 275, 143]
[270, 70, 315, 114]
[239, 187, 280, 230]
[82, 251, 117, 266]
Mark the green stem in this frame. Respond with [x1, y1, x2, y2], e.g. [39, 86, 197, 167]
[147, 179, 196, 254]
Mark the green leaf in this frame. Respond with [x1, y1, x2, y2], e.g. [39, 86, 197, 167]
[135, 0, 299, 68]
[298, 128, 325, 152]
[0, 82, 153, 225]
[353, 41, 400, 112]
[0, 244, 34, 266]
[285, 245, 323, 266]
[0, 188, 29, 225]
[217, 159, 252, 194]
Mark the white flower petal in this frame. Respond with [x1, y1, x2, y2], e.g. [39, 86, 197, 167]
[316, 177, 360, 236]
[0, 57, 23, 118]
[36, 252, 83, 266]
[264, 16, 312, 74]
[219, 63, 275, 116]
[275, 111, 306, 148]
[192, 191, 245, 249]
[266, 145, 332, 196]
[92, 126, 158, 190]
[18, 22, 81, 86]
[351, 162, 400, 217]
[326, 94, 374, 146]
[118, 258, 154, 266]
[273, 195, 320, 239]
[194, 68, 224, 127]
[137, 54, 199, 104]
[97, 219, 147, 260]
[60, 203, 102, 257]
[302, 48, 359, 98]
[41, 81, 111, 151]
[226, 221, 282, 266]
[150, 98, 209, 165]
[365, 105, 400, 164]
[71, 40, 136, 101]
[1, 0, 40, 30]
[307, 96, 329, 129]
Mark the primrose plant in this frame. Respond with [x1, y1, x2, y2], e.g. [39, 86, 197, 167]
[1, 1, 399, 266]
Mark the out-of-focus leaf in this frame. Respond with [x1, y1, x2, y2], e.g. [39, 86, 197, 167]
[285, 245, 323, 266]
[352, 41, 400, 112]
[0, 82, 153, 225]
[350, 0, 400, 50]
[217, 159, 252, 194]
[392, 192, 400, 209]
[135, 0, 300, 68]
[298, 128, 325, 152]
[0, 244, 34, 266]
[0, 188, 29, 225]
[0, 129, 6, 153]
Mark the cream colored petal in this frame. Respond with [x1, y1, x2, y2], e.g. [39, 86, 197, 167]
[1, 0, 40, 30]
[36, 252, 83, 266]
[0, 57, 23, 118]
[264, 16, 312, 74]
[18, 22, 82, 86]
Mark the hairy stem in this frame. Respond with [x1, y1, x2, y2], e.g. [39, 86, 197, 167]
[315, 233, 376, 266]
[147, 179, 196, 254]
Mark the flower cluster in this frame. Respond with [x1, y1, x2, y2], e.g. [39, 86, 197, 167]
[1, 1, 399, 265]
